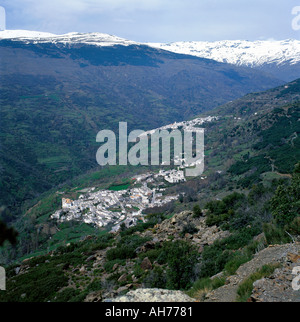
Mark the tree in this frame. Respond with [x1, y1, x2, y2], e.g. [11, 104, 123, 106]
[165, 240, 198, 290]
[193, 205, 202, 218]
[0, 220, 18, 247]
[271, 163, 300, 227]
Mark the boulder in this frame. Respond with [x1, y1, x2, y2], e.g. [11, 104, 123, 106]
[84, 291, 102, 302]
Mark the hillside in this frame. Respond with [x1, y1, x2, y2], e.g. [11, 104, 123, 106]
[0, 34, 284, 220]
[0, 75, 299, 302]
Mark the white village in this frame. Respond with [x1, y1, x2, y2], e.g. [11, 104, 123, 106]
[51, 116, 215, 232]
[51, 169, 185, 232]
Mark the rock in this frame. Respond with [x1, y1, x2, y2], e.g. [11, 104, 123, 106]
[205, 243, 300, 302]
[116, 286, 128, 294]
[171, 217, 177, 225]
[253, 233, 266, 243]
[86, 255, 96, 262]
[132, 275, 139, 283]
[118, 273, 128, 283]
[251, 251, 300, 302]
[288, 253, 300, 263]
[84, 291, 102, 302]
[141, 257, 152, 271]
[113, 263, 119, 271]
[79, 266, 86, 273]
[197, 245, 204, 253]
[139, 241, 156, 253]
[108, 288, 196, 302]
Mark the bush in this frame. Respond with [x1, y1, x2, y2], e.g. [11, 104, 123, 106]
[53, 288, 81, 302]
[205, 192, 246, 227]
[106, 235, 151, 261]
[271, 163, 300, 227]
[104, 259, 126, 273]
[193, 205, 202, 218]
[224, 253, 252, 275]
[263, 223, 290, 245]
[187, 276, 226, 300]
[143, 266, 167, 289]
[106, 245, 136, 261]
[155, 240, 199, 290]
[181, 223, 198, 236]
[165, 240, 199, 290]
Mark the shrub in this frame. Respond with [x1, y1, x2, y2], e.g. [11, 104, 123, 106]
[263, 223, 291, 245]
[187, 276, 226, 300]
[181, 223, 198, 236]
[193, 205, 202, 218]
[106, 235, 151, 261]
[224, 253, 252, 275]
[143, 266, 167, 289]
[155, 240, 199, 290]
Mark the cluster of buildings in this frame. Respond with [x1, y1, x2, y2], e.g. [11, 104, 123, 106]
[51, 168, 183, 232]
[51, 116, 217, 232]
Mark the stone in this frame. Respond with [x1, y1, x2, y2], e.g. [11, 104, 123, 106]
[118, 274, 127, 283]
[287, 253, 300, 263]
[141, 257, 152, 270]
[86, 255, 96, 262]
[84, 291, 102, 302]
[116, 286, 128, 294]
[132, 275, 139, 283]
[107, 288, 196, 302]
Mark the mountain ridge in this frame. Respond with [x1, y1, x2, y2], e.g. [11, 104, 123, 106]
[3, 29, 300, 81]
[148, 39, 300, 82]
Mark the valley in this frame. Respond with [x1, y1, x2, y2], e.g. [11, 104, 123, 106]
[0, 31, 299, 303]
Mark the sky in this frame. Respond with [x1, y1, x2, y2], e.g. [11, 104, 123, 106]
[1, 0, 300, 42]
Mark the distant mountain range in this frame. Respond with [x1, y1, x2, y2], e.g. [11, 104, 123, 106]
[1, 30, 299, 82]
[148, 39, 300, 82]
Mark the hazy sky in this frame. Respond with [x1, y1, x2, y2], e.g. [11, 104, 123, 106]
[1, 0, 300, 42]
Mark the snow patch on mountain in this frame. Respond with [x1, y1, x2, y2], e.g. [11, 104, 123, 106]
[0, 30, 139, 47]
[2, 30, 300, 72]
[148, 39, 300, 68]
[0, 30, 56, 39]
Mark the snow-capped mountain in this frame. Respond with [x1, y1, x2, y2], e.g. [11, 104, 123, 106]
[0, 30, 139, 47]
[1, 30, 298, 81]
[148, 39, 300, 67]
[148, 39, 300, 81]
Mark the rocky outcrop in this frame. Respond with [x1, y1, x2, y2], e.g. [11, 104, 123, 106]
[104, 288, 196, 302]
[251, 252, 300, 302]
[84, 291, 103, 302]
[140, 211, 230, 249]
[204, 243, 300, 302]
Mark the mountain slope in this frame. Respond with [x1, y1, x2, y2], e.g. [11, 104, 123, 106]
[149, 39, 300, 82]
[0, 32, 284, 217]
[0, 77, 299, 303]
